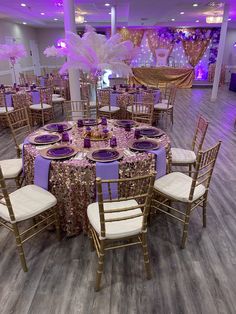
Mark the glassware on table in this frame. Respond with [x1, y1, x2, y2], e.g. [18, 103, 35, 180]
[84, 137, 91, 148]
[77, 119, 84, 127]
[124, 123, 131, 132]
[103, 128, 109, 138]
[134, 129, 141, 139]
[101, 117, 107, 126]
[61, 131, 70, 142]
[57, 124, 64, 133]
[110, 136, 117, 148]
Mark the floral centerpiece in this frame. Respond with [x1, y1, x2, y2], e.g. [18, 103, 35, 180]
[0, 43, 27, 83]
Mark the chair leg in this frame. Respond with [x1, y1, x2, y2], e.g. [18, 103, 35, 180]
[88, 227, 95, 252]
[181, 204, 191, 249]
[141, 232, 151, 279]
[188, 164, 192, 177]
[55, 209, 61, 241]
[12, 223, 28, 272]
[203, 198, 207, 228]
[15, 177, 20, 189]
[95, 240, 105, 291]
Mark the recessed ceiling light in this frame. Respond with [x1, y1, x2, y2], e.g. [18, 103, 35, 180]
[180, 12, 185, 15]
[84, 20, 87, 23]
[54, 18, 58, 21]
[228, 18, 232, 21]
[122, 26, 126, 28]
[171, 18, 175, 21]
[40, 12, 45, 15]
[21, 3, 26, 7]
[109, 12, 111, 14]
[105, 3, 110, 6]
[23, 22, 27, 25]
[193, 3, 198, 7]
[196, 19, 199, 22]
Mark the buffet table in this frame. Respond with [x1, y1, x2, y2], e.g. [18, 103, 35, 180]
[131, 67, 195, 88]
[23, 120, 170, 236]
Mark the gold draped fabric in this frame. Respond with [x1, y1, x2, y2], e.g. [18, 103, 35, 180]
[118, 29, 144, 47]
[146, 30, 174, 58]
[182, 39, 210, 67]
[130, 67, 194, 89]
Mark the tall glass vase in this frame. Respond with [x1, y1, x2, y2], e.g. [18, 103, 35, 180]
[10, 57, 17, 84]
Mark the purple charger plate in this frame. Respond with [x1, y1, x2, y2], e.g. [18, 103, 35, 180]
[34, 134, 60, 144]
[92, 149, 120, 161]
[47, 146, 75, 157]
[138, 128, 164, 138]
[116, 120, 136, 127]
[44, 123, 69, 132]
[131, 140, 159, 151]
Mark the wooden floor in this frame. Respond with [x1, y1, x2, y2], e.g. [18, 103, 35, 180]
[1, 87, 236, 314]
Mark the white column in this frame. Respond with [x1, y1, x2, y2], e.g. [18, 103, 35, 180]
[111, 6, 117, 36]
[211, 4, 229, 101]
[64, 0, 81, 101]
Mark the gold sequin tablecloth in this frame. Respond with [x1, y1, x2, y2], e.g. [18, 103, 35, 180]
[130, 67, 195, 88]
[23, 121, 170, 236]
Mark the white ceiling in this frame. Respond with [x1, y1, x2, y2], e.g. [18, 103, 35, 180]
[0, 0, 236, 28]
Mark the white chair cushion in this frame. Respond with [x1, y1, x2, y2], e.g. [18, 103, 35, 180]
[154, 172, 206, 203]
[0, 107, 14, 113]
[0, 185, 57, 222]
[99, 106, 120, 113]
[52, 97, 65, 103]
[87, 199, 143, 239]
[29, 103, 52, 110]
[89, 101, 96, 108]
[0, 159, 22, 179]
[52, 93, 60, 98]
[154, 103, 173, 110]
[161, 99, 168, 104]
[171, 148, 196, 164]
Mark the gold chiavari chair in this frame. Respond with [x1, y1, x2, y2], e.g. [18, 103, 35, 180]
[29, 88, 53, 126]
[171, 115, 209, 175]
[151, 141, 221, 248]
[64, 100, 96, 121]
[12, 92, 31, 109]
[153, 84, 177, 128]
[19, 73, 26, 86]
[0, 92, 14, 127]
[25, 74, 37, 86]
[127, 102, 154, 125]
[97, 89, 120, 119]
[87, 173, 156, 291]
[0, 165, 60, 272]
[7, 107, 32, 158]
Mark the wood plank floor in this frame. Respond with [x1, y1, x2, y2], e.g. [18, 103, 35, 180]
[1, 87, 236, 314]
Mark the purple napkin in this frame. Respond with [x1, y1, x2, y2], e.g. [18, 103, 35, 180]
[22, 138, 30, 175]
[96, 161, 119, 200]
[34, 155, 51, 190]
[31, 91, 40, 104]
[149, 147, 166, 178]
[110, 93, 118, 107]
[5, 94, 13, 107]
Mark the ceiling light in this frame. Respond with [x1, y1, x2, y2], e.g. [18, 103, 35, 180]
[75, 15, 85, 24]
[206, 15, 223, 23]
[122, 26, 126, 28]
[109, 12, 111, 14]
[193, 3, 198, 7]
[105, 3, 110, 6]
[228, 18, 231, 21]
[21, 3, 26, 7]
[23, 22, 27, 25]
[180, 12, 185, 15]
[40, 12, 45, 15]
[196, 19, 199, 22]
[54, 18, 58, 21]
[171, 18, 175, 21]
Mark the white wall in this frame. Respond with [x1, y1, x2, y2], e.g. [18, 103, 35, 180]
[36, 28, 66, 69]
[0, 20, 37, 84]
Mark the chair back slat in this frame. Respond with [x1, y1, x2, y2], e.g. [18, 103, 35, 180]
[64, 100, 95, 121]
[96, 173, 155, 238]
[0, 166, 16, 222]
[7, 107, 31, 147]
[189, 141, 221, 201]
[131, 102, 153, 125]
[192, 115, 209, 153]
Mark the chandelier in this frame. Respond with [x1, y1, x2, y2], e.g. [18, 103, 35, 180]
[206, 15, 223, 23]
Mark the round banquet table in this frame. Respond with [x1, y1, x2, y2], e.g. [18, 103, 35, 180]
[23, 120, 170, 236]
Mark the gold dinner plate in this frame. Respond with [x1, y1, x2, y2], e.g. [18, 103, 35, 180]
[39, 144, 79, 160]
